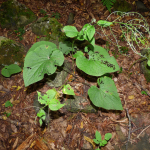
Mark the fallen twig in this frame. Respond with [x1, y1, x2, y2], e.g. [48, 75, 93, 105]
[125, 108, 131, 150]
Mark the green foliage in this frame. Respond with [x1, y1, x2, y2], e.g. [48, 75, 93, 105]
[39, 9, 48, 17]
[102, 0, 116, 12]
[99, 11, 150, 65]
[39, 9, 47, 15]
[88, 77, 123, 110]
[93, 131, 112, 150]
[23, 19, 123, 111]
[59, 41, 76, 55]
[23, 41, 64, 87]
[5, 101, 13, 107]
[14, 27, 26, 41]
[62, 84, 75, 95]
[119, 46, 129, 54]
[4, 112, 11, 117]
[36, 86, 74, 126]
[1, 64, 22, 77]
[51, 12, 61, 20]
[141, 91, 147, 95]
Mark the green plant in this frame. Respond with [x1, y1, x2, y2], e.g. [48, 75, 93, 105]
[93, 131, 112, 150]
[4, 12, 150, 125]
[100, 11, 150, 60]
[36, 84, 75, 126]
[4, 112, 11, 117]
[23, 20, 123, 111]
[39, 9, 47, 15]
[14, 27, 25, 40]
[119, 46, 129, 54]
[102, 0, 116, 12]
[51, 12, 61, 20]
[39, 9, 48, 17]
[1, 64, 22, 77]
[141, 91, 147, 95]
[5, 101, 13, 107]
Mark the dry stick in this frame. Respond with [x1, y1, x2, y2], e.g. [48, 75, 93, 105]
[134, 82, 150, 97]
[125, 108, 131, 150]
[128, 58, 147, 73]
[137, 124, 150, 139]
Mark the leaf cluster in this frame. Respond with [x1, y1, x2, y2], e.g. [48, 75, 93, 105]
[93, 131, 112, 150]
[102, 0, 116, 12]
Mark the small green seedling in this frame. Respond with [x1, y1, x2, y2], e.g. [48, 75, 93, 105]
[14, 27, 25, 41]
[36, 84, 75, 126]
[119, 46, 129, 54]
[5, 101, 13, 107]
[141, 91, 147, 95]
[51, 12, 61, 19]
[118, 67, 123, 74]
[4, 112, 11, 117]
[93, 131, 112, 150]
[39, 9, 47, 15]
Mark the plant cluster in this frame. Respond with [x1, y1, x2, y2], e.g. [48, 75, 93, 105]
[1, 11, 150, 127]
[102, 0, 116, 12]
[93, 131, 112, 150]
[51, 12, 61, 20]
[14, 27, 26, 41]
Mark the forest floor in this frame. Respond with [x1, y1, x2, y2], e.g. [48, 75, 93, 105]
[1, 0, 150, 150]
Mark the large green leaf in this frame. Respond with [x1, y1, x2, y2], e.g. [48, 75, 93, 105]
[1, 64, 22, 77]
[27, 41, 57, 54]
[62, 26, 78, 38]
[76, 45, 120, 76]
[88, 76, 123, 110]
[23, 42, 64, 87]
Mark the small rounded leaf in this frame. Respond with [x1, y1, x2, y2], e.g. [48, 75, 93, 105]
[105, 133, 112, 141]
[62, 84, 75, 95]
[1, 64, 22, 77]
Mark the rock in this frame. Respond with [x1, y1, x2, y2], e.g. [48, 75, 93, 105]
[0, 0, 37, 30]
[31, 17, 64, 39]
[62, 95, 97, 113]
[0, 36, 27, 70]
[67, 12, 75, 25]
[140, 49, 150, 82]
[113, 0, 132, 12]
[46, 60, 71, 87]
[136, 0, 150, 12]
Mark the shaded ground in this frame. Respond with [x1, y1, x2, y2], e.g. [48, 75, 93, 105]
[1, 0, 150, 149]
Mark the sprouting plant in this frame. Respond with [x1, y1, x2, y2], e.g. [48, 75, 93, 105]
[39, 9, 47, 15]
[102, 0, 116, 12]
[93, 131, 112, 150]
[119, 46, 129, 54]
[23, 20, 123, 111]
[14, 27, 25, 41]
[141, 91, 147, 95]
[3, 11, 150, 126]
[118, 67, 123, 74]
[4, 112, 11, 117]
[36, 84, 75, 126]
[99, 11, 150, 59]
[51, 12, 61, 20]
[5, 101, 13, 107]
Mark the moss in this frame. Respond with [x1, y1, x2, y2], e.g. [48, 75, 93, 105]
[0, 0, 36, 29]
[0, 39, 25, 69]
[46, 18, 67, 42]
[113, 0, 132, 12]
